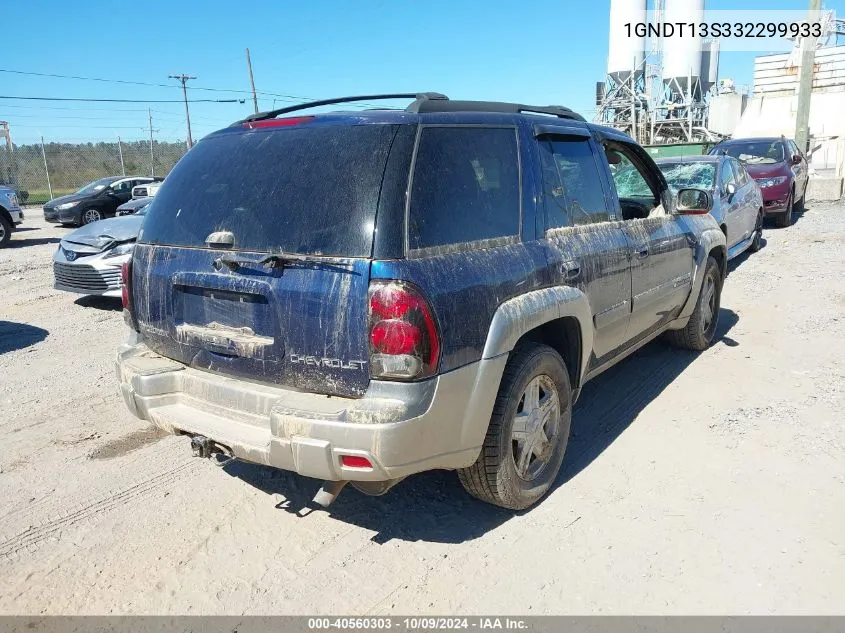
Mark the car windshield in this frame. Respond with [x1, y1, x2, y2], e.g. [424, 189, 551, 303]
[76, 177, 117, 195]
[718, 141, 784, 165]
[657, 162, 716, 191]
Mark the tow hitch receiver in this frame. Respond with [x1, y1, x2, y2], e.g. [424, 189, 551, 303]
[190, 435, 213, 458]
[189, 435, 231, 460]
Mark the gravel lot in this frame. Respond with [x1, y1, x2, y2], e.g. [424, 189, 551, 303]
[1, 205, 844, 615]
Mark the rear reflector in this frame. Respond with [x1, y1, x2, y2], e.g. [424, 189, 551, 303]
[341, 455, 372, 469]
[243, 116, 315, 129]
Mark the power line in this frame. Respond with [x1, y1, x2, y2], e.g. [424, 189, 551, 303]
[0, 67, 303, 100]
[0, 67, 385, 107]
[0, 95, 243, 103]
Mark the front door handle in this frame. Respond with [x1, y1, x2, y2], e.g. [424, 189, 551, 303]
[560, 260, 581, 280]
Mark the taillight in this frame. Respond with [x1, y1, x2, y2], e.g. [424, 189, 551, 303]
[121, 261, 137, 330]
[368, 281, 440, 380]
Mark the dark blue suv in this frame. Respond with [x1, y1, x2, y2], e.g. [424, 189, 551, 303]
[116, 93, 727, 510]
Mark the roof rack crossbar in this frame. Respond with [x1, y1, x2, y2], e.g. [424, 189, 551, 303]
[240, 92, 448, 123]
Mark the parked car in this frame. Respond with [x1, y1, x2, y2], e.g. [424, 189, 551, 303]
[116, 93, 727, 511]
[655, 156, 764, 260]
[0, 185, 24, 248]
[708, 136, 809, 228]
[116, 197, 153, 216]
[43, 176, 160, 226]
[131, 181, 163, 199]
[53, 205, 148, 297]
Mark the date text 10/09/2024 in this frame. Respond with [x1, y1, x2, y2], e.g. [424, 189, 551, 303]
[307, 618, 529, 630]
[624, 21, 824, 39]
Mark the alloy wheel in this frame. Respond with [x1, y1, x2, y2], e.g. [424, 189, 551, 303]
[511, 374, 561, 481]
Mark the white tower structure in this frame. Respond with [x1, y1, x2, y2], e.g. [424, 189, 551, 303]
[595, 0, 649, 142]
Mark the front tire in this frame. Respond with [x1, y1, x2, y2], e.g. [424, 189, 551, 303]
[794, 188, 806, 213]
[458, 343, 572, 510]
[775, 191, 793, 228]
[665, 256, 722, 351]
[81, 208, 102, 225]
[748, 211, 763, 253]
[0, 214, 12, 247]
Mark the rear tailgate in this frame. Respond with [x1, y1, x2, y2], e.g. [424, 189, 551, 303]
[132, 244, 371, 396]
[132, 120, 400, 397]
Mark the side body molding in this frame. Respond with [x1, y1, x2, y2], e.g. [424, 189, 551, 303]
[481, 285, 594, 390]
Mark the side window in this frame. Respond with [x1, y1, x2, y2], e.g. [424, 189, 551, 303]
[606, 150, 655, 202]
[720, 160, 737, 192]
[730, 159, 748, 186]
[538, 137, 608, 228]
[788, 140, 802, 159]
[408, 127, 520, 250]
[112, 180, 131, 193]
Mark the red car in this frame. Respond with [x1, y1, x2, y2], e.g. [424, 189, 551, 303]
[709, 137, 809, 227]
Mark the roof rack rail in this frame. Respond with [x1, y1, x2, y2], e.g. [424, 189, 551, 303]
[239, 92, 448, 123]
[406, 99, 585, 121]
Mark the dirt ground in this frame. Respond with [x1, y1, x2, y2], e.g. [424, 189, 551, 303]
[1, 205, 843, 615]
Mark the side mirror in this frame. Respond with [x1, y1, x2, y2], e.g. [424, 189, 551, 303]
[725, 182, 737, 197]
[676, 188, 712, 215]
[791, 154, 802, 165]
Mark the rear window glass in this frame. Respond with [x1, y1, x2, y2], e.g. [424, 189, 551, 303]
[408, 126, 520, 250]
[139, 124, 397, 256]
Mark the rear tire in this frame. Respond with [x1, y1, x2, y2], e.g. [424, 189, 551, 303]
[0, 215, 12, 248]
[665, 256, 722, 351]
[457, 343, 572, 510]
[748, 211, 763, 253]
[775, 191, 793, 228]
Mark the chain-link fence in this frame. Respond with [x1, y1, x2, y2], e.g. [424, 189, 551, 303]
[1, 139, 186, 205]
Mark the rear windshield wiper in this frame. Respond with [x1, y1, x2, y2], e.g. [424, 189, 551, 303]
[213, 253, 354, 273]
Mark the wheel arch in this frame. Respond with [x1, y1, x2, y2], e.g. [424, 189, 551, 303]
[676, 227, 727, 322]
[481, 286, 593, 396]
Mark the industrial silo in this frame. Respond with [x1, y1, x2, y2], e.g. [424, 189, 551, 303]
[607, 0, 648, 82]
[700, 39, 721, 93]
[662, 0, 705, 93]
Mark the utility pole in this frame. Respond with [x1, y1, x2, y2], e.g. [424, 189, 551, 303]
[117, 135, 126, 176]
[169, 73, 196, 149]
[40, 136, 53, 201]
[0, 121, 15, 185]
[795, 0, 821, 153]
[148, 109, 157, 178]
[246, 48, 259, 114]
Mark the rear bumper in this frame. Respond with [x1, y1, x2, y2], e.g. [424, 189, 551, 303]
[116, 337, 507, 481]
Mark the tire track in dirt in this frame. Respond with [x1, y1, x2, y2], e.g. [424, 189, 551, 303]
[0, 459, 200, 560]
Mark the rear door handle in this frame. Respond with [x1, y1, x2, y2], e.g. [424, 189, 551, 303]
[560, 260, 581, 280]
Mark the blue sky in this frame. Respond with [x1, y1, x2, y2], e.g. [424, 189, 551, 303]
[2, 0, 842, 145]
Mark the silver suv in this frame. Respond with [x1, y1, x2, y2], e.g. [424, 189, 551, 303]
[0, 185, 23, 248]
